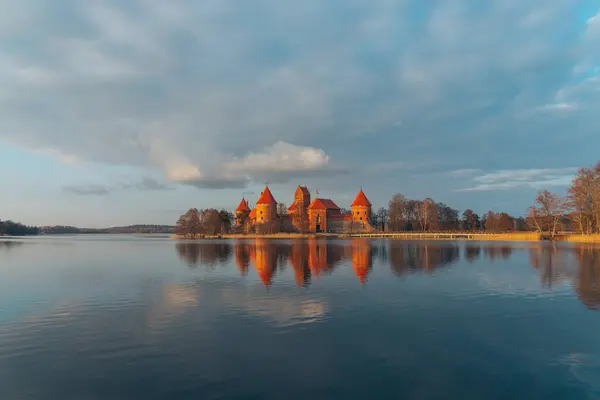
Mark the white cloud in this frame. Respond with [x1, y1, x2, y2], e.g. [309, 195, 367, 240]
[456, 168, 578, 192]
[226, 141, 330, 173]
[534, 102, 578, 112]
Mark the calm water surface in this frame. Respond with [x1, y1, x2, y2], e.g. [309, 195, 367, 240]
[1, 236, 600, 399]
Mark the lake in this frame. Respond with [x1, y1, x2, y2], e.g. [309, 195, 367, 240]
[1, 236, 599, 399]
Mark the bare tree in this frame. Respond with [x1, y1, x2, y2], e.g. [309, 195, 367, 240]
[219, 209, 233, 234]
[528, 190, 565, 239]
[176, 215, 189, 236]
[374, 207, 388, 231]
[416, 198, 438, 231]
[202, 209, 221, 235]
[437, 202, 459, 230]
[566, 164, 600, 234]
[462, 209, 480, 231]
[187, 209, 202, 237]
[388, 193, 408, 231]
[277, 203, 288, 232]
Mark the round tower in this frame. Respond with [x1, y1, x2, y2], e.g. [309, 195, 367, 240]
[235, 197, 251, 225]
[351, 188, 372, 224]
[255, 186, 277, 223]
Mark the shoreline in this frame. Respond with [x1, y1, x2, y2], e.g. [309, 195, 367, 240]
[170, 232, 600, 243]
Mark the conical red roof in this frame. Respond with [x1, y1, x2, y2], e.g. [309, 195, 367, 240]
[235, 198, 250, 212]
[351, 189, 371, 207]
[256, 186, 277, 205]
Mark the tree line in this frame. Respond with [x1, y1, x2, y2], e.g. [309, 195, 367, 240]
[371, 194, 526, 233]
[39, 225, 176, 234]
[527, 161, 600, 238]
[0, 219, 39, 236]
[176, 208, 234, 237]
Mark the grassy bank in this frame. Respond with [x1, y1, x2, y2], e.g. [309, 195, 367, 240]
[560, 234, 600, 243]
[171, 232, 600, 243]
[171, 233, 337, 239]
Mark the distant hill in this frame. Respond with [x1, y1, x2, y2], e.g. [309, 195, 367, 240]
[40, 225, 175, 235]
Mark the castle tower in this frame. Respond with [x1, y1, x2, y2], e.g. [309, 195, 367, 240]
[235, 198, 251, 225]
[351, 188, 372, 224]
[255, 186, 277, 223]
[294, 186, 310, 209]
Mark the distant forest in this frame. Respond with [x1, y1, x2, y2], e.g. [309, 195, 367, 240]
[0, 221, 174, 236]
[0, 220, 39, 236]
[40, 225, 176, 235]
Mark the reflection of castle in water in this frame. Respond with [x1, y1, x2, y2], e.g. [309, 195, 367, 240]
[175, 240, 600, 310]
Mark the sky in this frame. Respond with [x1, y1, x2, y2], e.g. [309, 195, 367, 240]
[1, 0, 599, 228]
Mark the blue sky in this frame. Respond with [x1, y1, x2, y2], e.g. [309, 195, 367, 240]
[1, 0, 599, 227]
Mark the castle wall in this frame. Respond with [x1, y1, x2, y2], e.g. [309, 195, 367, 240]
[351, 205, 371, 223]
[328, 218, 345, 233]
[255, 204, 276, 223]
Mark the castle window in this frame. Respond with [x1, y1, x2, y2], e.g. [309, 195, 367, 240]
[360, 217, 363, 221]
[260, 211, 263, 214]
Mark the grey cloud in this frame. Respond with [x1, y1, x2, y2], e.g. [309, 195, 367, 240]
[62, 184, 110, 196]
[65, 177, 171, 195]
[179, 177, 251, 190]
[1, 0, 599, 202]
[136, 177, 171, 191]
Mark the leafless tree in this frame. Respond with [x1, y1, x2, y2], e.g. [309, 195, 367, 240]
[437, 202, 459, 230]
[176, 215, 189, 236]
[527, 190, 565, 239]
[462, 209, 480, 231]
[416, 198, 438, 231]
[566, 163, 600, 234]
[373, 207, 388, 231]
[187, 209, 202, 236]
[388, 193, 408, 231]
[201, 209, 222, 235]
[277, 203, 288, 232]
[484, 211, 515, 232]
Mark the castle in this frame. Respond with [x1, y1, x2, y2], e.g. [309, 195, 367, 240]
[234, 185, 373, 233]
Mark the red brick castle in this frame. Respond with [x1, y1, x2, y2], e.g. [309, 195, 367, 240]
[235, 186, 372, 233]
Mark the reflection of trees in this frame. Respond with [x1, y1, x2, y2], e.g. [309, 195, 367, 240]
[528, 245, 600, 311]
[389, 243, 460, 276]
[371, 242, 388, 263]
[175, 242, 233, 268]
[528, 244, 573, 288]
[465, 245, 481, 263]
[573, 246, 600, 310]
[483, 246, 513, 262]
[0, 241, 23, 250]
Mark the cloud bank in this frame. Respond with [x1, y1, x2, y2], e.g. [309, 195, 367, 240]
[1, 0, 599, 201]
